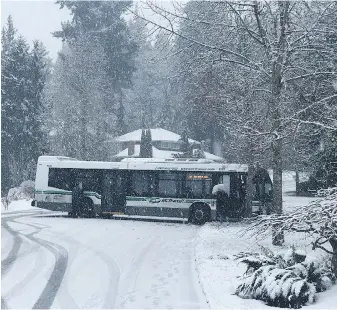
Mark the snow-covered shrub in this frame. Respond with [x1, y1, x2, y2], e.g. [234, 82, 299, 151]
[234, 251, 275, 275]
[1, 197, 8, 209]
[236, 265, 316, 309]
[19, 180, 35, 197]
[245, 187, 337, 277]
[305, 257, 336, 292]
[212, 184, 227, 195]
[7, 180, 35, 204]
[235, 247, 335, 308]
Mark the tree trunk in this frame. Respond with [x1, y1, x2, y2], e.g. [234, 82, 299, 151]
[295, 170, 300, 196]
[270, 1, 290, 246]
[245, 163, 255, 218]
[80, 97, 88, 160]
[330, 238, 337, 278]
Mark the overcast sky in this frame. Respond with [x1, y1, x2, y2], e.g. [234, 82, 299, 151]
[1, 0, 180, 62]
[1, 0, 71, 61]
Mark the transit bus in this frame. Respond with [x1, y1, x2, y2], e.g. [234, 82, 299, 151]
[32, 156, 272, 224]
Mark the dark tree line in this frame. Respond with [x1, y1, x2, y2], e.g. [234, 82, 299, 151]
[1, 16, 50, 195]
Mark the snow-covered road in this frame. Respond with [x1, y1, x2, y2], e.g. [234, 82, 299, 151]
[1, 209, 209, 309]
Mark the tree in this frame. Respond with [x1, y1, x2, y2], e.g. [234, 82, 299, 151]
[1, 16, 50, 194]
[132, 1, 337, 245]
[27, 40, 50, 159]
[139, 129, 153, 158]
[146, 129, 153, 158]
[45, 39, 109, 160]
[50, 1, 138, 158]
[124, 16, 176, 131]
[179, 130, 190, 153]
[1, 15, 17, 194]
[139, 129, 146, 155]
[246, 187, 337, 277]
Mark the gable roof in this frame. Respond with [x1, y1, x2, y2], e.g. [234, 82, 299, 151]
[114, 145, 224, 161]
[114, 128, 198, 143]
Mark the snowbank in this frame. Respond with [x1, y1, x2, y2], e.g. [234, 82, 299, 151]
[1, 199, 40, 214]
[5, 180, 35, 204]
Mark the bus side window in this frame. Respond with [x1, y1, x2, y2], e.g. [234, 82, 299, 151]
[158, 172, 177, 197]
[131, 171, 156, 196]
[185, 173, 213, 199]
[132, 172, 147, 196]
[48, 168, 72, 191]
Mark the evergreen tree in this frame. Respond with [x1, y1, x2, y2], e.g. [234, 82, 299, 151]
[179, 130, 190, 153]
[124, 19, 175, 131]
[116, 93, 126, 135]
[1, 16, 50, 194]
[146, 129, 153, 158]
[53, 0, 138, 137]
[1, 16, 17, 194]
[27, 40, 50, 159]
[139, 129, 147, 158]
[139, 129, 153, 158]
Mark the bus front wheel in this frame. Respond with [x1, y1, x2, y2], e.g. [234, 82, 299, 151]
[190, 204, 211, 225]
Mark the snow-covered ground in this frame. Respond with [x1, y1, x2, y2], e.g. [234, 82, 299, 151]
[195, 172, 336, 309]
[195, 221, 337, 309]
[1, 172, 336, 309]
[1, 201, 207, 309]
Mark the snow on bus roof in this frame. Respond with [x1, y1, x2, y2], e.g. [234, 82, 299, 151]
[37, 156, 248, 172]
[38, 156, 78, 161]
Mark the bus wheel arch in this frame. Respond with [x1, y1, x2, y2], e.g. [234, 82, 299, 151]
[189, 202, 211, 225]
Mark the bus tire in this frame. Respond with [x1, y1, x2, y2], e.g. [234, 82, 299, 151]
[189, 203, 211, 225]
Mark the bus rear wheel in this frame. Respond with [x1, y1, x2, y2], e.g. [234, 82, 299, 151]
[190, 204, 211, 225]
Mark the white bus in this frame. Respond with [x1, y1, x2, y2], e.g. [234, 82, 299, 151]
[32, 156, 272, 224]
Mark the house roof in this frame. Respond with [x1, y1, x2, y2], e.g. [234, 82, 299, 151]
[114, 128, 198, 143]
[115, 145, 224, 161]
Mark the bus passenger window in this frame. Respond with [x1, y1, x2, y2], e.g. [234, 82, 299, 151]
[131, 172, 155, 196]
[48, 168, 72, 191]
[158, 173, 177, 197]
[186, 174, 212, 198]
[132, 172, 148, 196]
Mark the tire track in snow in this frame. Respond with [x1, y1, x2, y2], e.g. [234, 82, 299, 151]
[30, 238, 68, 309]
[10, 219, 69, 310]
[51, 231, 121, 308]
[2, 216, 69, 309]
[1, 218, 23, 277]
[13, 219, 78, 308]
[1, 297, 9, 310]
[3, 243, 47, 302]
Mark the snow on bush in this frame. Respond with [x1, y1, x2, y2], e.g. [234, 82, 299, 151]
[7, 180, 35, 204]
[244, 187, 337, 278]
[212, 184, 228, 194]
[235, 247, 335, 308]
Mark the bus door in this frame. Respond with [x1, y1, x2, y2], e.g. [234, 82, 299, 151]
[102, 171, 126, 214]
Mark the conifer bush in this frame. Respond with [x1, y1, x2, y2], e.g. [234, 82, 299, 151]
[235, 248, 335, 308]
